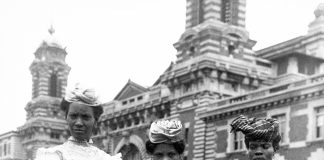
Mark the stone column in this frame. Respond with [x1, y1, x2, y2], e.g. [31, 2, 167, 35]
[319, 62, 324, 73]
[287, 57, 298, 74]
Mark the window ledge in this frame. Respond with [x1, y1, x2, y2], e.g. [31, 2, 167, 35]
[306, 138, 324, 146]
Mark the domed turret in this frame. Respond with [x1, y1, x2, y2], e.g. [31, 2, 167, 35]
[308, 3, 324, 34]
[314, 3, 324, 18]
[42, 25, 64, 49]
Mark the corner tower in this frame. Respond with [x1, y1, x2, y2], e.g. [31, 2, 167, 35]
[158, 1, 272, 159]
[18, 26, 70, 160]
[161, 0, 272, 109]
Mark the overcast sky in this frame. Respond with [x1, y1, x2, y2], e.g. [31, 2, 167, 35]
[0, 0, 323, 134]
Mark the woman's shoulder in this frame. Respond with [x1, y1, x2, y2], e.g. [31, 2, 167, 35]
[35, 145, 64, 160]
[91, 146, 122, 160]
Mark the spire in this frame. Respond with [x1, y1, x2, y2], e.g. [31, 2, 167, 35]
[42, 25, 63, 48]
[48, 25, 55, 35]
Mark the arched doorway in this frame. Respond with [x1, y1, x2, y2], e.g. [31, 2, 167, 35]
[119, 143, 142, 160]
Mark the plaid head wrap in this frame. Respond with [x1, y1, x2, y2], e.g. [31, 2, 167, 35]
[149, 119, 183, 144]
[64, 83, 101, 106]
[230, 115, 281, 144]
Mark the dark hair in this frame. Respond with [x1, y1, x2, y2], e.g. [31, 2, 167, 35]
[244, 138, 280, 152]
[60, 98, 103, 121]
[145, 140, 185, 155]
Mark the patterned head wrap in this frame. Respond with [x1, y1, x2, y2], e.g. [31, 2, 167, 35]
[230, 115, 281, 146]
[149, 119, 183, 144]
[64, 83, 101, 106]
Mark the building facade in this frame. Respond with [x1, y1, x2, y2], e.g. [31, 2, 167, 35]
[99, 1, 324, 160]
[0, 131, 25, 160]
[1, 1, 324, 160]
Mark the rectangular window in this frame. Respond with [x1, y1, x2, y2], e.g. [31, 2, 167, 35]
[7, 143, 10, 155]
[50, 132, 60, 140]
[298, 58, 315, 75]
[185, 128, 189, 143]
[183, 83, 191, 93]
[315, 107, 324, 138]
[277, 58, 288, 75]
[272, 114, 287, 143]
[233, 132, 245, 151]
[224, 82, 238, 92]
[3, 144, 6, 156]
[198, 0, 204, 24]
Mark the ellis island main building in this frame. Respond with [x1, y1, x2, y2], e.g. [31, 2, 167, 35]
[1, 1, 324, 160]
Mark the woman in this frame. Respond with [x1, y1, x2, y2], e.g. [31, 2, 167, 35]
[35, 83, 121, 160]
[230, 115, 281, 160]
[146, 119, 185, 160]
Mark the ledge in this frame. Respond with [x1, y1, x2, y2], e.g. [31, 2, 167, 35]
[306, 138, 324, 146]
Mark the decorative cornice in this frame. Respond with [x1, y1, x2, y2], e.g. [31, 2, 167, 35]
[199, 73, 324, 122]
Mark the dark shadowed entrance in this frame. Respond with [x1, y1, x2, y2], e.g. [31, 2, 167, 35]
[119, 143, 142, 160]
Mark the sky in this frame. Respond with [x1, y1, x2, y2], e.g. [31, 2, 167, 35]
[0, 0, 323, 134]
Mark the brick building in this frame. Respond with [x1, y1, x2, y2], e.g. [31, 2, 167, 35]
[1, 1, 324, 160]
[98, 1, 324, 160]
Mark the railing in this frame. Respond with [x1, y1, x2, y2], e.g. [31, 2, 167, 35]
[102, 95, 170, 120]
[214, 73, 324, 107]
[164, 52, 272, 80]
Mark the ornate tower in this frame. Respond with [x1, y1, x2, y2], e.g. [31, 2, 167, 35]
[18, 26, 71, 160]
[158, 0, 273, 159]
[161, 0, 272, 114]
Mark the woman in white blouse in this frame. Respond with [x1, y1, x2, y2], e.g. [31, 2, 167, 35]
[35, 83, 121, 160]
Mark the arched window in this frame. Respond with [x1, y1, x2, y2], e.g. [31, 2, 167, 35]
[32, 72, 40, 98]
[49, 73, 58, 97]
[119, 144, 142, 160]
[221, 0, 231, 23]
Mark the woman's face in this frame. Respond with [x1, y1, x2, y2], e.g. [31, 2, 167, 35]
[152, 143, 181, 160]
[248, 141, 274, 160]
[66, 102, 95, 141]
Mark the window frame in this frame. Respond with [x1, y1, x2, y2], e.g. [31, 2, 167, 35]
[271, 113, 287, 144]
[314, 106, 324, 140]
[227, 117, 247, 153]
[267, 107, 290, 145]
[233, 131, 245, 151]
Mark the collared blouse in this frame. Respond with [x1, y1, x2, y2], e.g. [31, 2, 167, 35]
[35, 137, 121, 160]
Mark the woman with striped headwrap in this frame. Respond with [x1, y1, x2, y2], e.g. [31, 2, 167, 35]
[230, 115, 281, 160]
[146, 119, 185, 160]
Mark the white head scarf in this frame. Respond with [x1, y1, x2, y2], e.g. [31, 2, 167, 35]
[64, 83, 101, 106]
[149, 119, 183, 143]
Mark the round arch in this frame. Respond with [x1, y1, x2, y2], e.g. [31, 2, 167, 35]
[179, 29, 198, 42]
[223, 27, 249, 42]
[114, 135, 147, 159]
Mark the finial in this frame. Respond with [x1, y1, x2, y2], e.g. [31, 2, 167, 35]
[314, 3, 324, 18]
[48, 25, 55, 35]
